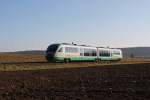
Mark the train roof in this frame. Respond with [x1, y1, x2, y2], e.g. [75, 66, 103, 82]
[60, 43, 93, 47]
[52, 43, 121, 50]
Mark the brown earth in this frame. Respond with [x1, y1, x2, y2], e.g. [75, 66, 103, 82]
[0, 54, 150, 64]
[0, 63, 149, 100]
[0, 54, 46, 63]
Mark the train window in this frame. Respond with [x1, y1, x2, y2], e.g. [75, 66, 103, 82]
[46, 44, 59, 53]
[99, 50, 110, 57]
[65, 47, 69, 53]
[113, 52, 120, 55]
[113, 51, 120, 55]
[58, 47, 63, 52]
[84, 49, 96, 56]
[65, 47, 78, 53]
[99, 50, 103, 56]
[92, 50, 97, 56]
[107, 51, 110, 56]
[80, 53, 83, 56]
[84, 49, 90, 56]
[80, 48, 84, 56]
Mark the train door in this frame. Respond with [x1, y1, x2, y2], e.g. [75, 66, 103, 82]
[80, 48, 84, 61]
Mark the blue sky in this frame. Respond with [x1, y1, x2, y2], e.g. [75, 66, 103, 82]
[0, 0, 150, 52]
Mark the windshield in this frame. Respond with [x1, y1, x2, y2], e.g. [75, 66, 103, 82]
[46, 44, 59, 53]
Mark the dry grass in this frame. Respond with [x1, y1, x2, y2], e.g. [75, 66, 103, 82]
[0, 61, 150, 72]
[0, 54, 46, 63]
[0, 54, 150, 71]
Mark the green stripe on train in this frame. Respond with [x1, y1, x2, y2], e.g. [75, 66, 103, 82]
[55, 56, 121, 61]
[55, 57, 96, 61]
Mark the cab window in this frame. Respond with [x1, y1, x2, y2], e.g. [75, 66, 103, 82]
[58, 47, 63, 52]
[46, 44, 59, 53]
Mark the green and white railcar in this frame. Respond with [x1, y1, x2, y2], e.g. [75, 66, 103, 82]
[45, 43, 123, 62]
[97, 48, 122, 61]
[111, 49, 123, 60]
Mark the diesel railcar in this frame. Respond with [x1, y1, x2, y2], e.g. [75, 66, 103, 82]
[45, 43, 123, 62]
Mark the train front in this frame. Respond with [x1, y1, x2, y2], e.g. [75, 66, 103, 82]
[45, 44, 59, 62]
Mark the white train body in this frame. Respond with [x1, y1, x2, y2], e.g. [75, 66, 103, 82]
[45, 43, 123, 62]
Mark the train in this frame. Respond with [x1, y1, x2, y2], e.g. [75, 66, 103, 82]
[45, 43, 123, 62]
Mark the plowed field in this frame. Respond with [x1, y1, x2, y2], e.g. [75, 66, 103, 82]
[0, 63, 149, 100]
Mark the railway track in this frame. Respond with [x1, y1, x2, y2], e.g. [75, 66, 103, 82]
[0, 61, 113, 65]
[0, 60, 150, 72]
[0, 60, 150, 66]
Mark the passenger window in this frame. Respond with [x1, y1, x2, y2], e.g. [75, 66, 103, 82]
[65, 47, 78, 53]
[58, 47, 63, 52]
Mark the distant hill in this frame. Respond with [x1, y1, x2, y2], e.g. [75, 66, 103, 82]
[2, 50, 45, 55]
[121, 47, 150, 58]
[1, 47, 150, 58]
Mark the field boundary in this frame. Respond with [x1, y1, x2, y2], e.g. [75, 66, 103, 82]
[0, 61, 150, 71]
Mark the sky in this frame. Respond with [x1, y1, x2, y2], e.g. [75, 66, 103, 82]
[0, 0, 150, 52]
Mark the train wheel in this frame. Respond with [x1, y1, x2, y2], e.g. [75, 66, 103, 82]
[95, 59, 99, 63]
[64, 58, 70, 63]
[98, 59, 101, 63]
